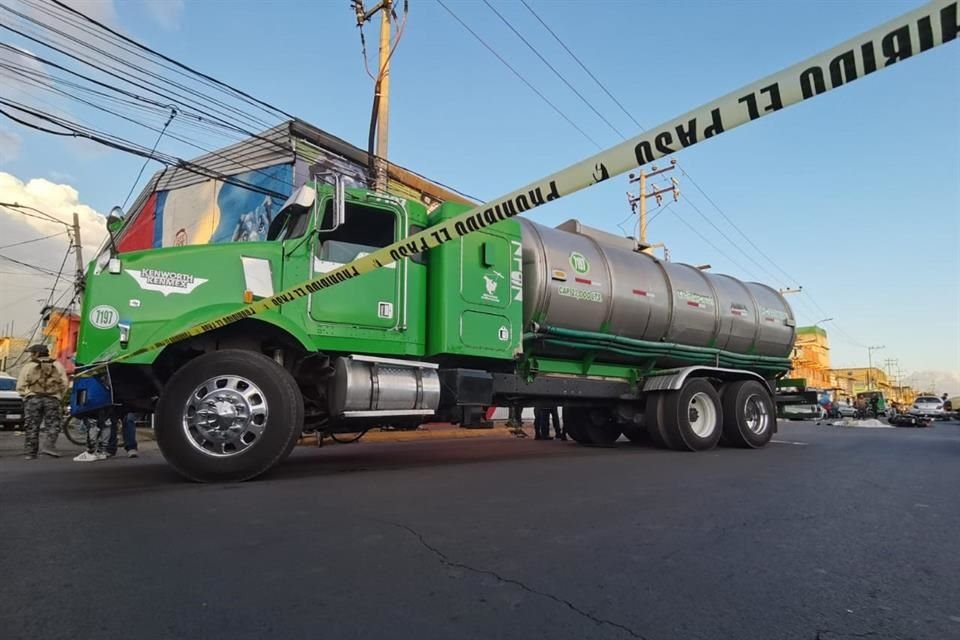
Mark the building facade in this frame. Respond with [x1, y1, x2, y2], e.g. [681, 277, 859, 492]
[114, 120, 474, 253]
[789, 326, 833, 390]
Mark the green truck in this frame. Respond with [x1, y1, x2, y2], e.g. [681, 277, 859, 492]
[72, 179, 796, 481]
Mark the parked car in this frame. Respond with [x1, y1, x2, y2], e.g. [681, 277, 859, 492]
[834, 403, 858, 418]
[0, 372, 24, 430]
[909, 395, 946, 419]
[781, 403, 824, 421]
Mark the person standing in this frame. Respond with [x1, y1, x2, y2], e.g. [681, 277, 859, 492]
[548, 407, 565, 440]
[73, 410, 116, 462]
[16, 344, 69, 460]
[533, 407, 551, 440]
[106, 412, 139, 458]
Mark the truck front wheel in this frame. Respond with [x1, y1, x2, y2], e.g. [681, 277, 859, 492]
[156, 349, 304, 482]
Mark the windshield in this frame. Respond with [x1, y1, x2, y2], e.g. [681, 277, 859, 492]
[915, 396, 940, 404]
[0, 378, 16, 391]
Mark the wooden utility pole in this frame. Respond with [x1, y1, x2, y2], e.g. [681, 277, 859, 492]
[627, 159, 679, 252]
[353, 0, 398, 192]
[71, 211, 84, 295]
[375, 0, 392, 192]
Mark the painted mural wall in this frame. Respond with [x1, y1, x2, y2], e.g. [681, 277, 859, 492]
[118, 164, 293, 252]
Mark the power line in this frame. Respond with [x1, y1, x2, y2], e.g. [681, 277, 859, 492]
[481, 0, 624, 139]
[668, 203, 759, 279]
[11, 244, 72, 364]
[120, 106, 177, 210]
[680, 169, 800, 285]
[435, 0, 601, 149]
[519, 0, 643, 132]
[0, 253, 73, 279]
[515, 2, 863, 341]
[679, 193, 785, 285]
[0, 100, 290, 199]
[48, 0, 294, 122]
[0, 231, 67, 250]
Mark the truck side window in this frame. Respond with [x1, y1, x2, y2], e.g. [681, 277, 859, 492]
[317, 201, 396, 262]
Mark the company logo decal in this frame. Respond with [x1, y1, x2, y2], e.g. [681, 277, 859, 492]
[126, 269, 208, 296]
[569, 252, 590, 275]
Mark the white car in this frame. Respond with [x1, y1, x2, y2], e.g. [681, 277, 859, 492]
[909, 396, 945, 419]
[0, 372, 24, 430]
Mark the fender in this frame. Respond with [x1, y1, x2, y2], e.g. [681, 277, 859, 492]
[105, 303, 315, 365]
[642, 366, 771, 394]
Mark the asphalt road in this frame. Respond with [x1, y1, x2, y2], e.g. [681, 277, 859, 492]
[2, 420, 958, 640]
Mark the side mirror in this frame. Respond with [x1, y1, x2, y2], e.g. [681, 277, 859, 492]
[106, 205, 125, 234]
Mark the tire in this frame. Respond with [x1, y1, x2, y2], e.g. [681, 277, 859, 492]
[584, 408, 622, 445]
[563, 407, 592, 444]
[62, 416, 87, 446]
[156, 349, 303, 482]
[622, 425, 648, 443]
[644, 392, 673, 449]
[659, 379, 723, 451]
[563, 406, 621, 445]
[721, 380, 775, 448]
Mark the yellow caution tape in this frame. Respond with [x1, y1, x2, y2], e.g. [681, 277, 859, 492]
[87, 0, 958, 372]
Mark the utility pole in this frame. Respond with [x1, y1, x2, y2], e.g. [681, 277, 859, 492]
[71, 211, 84, 296]
[627, 159, 679, 253]
[353, 0, 400, 193]
[884, 358, 898, 400]
[866, 345, 885, 390]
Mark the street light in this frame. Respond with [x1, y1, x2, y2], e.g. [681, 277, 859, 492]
[813, 317, 833, 327]
[866, 345, 885, 389]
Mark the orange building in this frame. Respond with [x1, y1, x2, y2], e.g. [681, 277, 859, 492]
[42, 307, 81, 375]
[789, 326, 833, 390]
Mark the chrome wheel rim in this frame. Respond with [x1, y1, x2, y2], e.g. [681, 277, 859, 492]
[182, 375, 268, 457]
[744, 394, 770, 435]
[688, 391, 718, 438]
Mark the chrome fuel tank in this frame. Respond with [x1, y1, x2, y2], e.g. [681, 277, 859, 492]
[518, 218, 795, 360]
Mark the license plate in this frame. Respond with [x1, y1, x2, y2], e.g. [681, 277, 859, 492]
[5, 414, 21, 420]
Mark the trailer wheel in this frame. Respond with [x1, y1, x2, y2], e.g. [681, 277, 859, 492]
[721, 380, 774, 448]
[643, 393, 671, 449]
[156, 349, 303, 482]
[562, 407, 592, 444]
[564, 407, 621, 445]
[659, 379, 723, 451]
[584, 408, 622, 445]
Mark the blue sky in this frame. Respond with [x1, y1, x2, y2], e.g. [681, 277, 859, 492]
[1, 0, 957, 386]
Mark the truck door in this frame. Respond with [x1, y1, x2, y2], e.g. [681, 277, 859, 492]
[309, 198, 402, 329]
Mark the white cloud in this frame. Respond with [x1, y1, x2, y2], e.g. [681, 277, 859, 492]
[60, 0, 119, 27]
[903, 370, 960, 398]
[0, 171, 108, 336]
[143, 0, 184, 30]
[0, 129, 21, 164]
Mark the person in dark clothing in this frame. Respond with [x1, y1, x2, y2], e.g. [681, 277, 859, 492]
[107, 412, 140, 458]
[548, 407, 565, 440]
[533, 407, 551, 440]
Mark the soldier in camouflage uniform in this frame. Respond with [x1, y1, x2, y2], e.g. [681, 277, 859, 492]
[16, 344, 69, 459]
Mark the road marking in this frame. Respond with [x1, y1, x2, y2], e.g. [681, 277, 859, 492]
[771, 439, 808, 446]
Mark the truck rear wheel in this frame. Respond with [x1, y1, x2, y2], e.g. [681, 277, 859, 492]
[658, 379, 723, 451]
[721, 380, 774, 448]
[156, 349, 303, 482]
